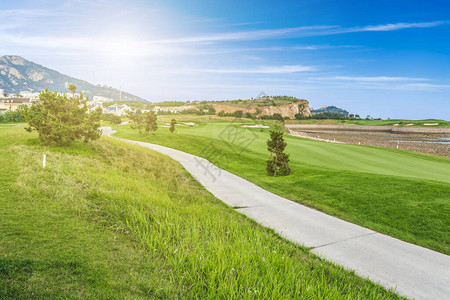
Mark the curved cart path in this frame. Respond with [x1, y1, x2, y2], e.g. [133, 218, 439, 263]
[101, 127, 450, 300]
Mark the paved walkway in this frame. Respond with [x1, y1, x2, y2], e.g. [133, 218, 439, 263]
[102, 127, 450, 300]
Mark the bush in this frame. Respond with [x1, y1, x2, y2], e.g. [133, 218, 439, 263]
[272, 113, 284, 121]
[102, 113, 122, 124]
[245, 112, 256, 119]
[0, 108, 25, 123]
[21, 88, 102, 146]
[127, 110, 158, 136]
[233, 110, 243, 118]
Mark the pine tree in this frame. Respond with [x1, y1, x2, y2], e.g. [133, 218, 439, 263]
[144, 111, 158, 134]
[128, 110, 158, 136]
[169, 119, 176, 133]
[127, 109, 144, 135]
[266, 130, 291, 176]
[21, 87, 102, 146]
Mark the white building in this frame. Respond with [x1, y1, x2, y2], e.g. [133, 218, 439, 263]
[102, 104, 134, 116]
[93, 96, 113, 102]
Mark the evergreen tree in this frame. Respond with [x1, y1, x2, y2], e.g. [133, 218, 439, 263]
[128, 110, 158, 136]
[127, 110, 145, 135]
[145, 111, 158, 134]
[169, 119, 176, 133]
[266, 130, 291, 176]
[21, 87, 102, 146]
[68, 83, 77, 95]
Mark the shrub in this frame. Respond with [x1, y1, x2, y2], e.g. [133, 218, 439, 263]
[21, 88, 102, 146]
[233, 110, 243, 118]
[127, 110, 158, 136]
[102, 113, 122, 124]
[0, 108, 25, 123]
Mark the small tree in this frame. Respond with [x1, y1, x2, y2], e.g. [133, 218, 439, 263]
[68, 83, 77, 95]
[102, 113, 122, 124]
[169, 119, 176, 133]
[233, 110, 243, 118]
[145, 110, 158, 134]
[128, 110, 158, 136]
[127, 110, 145, 135]
[266, 130, 291, 176]
[21, 88, 102, 146]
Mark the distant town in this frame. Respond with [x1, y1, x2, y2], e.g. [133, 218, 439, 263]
[0, 89, 165, 116]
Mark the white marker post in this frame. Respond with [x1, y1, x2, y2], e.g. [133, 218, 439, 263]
[43, 154, 46, 168]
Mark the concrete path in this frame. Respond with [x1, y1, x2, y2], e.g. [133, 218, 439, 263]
[101, 127, 450, 300]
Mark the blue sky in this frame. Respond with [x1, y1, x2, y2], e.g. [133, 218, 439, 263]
[0, 0, 449, 119]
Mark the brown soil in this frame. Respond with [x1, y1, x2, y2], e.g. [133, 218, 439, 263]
[289, 129, 450, 157]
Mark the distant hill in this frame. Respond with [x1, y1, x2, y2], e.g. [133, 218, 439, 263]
[0, 55, 146, 101]
[311, 105, 349, 116]
[214, 96, 307, 107]
[152, 96, 312, 119]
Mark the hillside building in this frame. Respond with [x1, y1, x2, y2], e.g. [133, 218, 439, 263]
[0, 97, 32, 113]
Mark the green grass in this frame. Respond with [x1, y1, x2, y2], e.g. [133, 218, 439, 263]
[113, 117, 450, 255]
[0, 124, 402, 298]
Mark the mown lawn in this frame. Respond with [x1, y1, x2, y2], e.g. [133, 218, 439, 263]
[113, 118, 450, 255]
[0, 124, 402, 298]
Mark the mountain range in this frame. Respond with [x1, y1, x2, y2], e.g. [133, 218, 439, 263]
[0, 55, 145, 101]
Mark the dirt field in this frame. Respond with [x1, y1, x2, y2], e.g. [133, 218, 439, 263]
[289, 128, 450, 157]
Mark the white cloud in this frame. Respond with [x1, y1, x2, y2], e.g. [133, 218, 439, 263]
[311, 76, 429, 82]
[354, 21, 448, 32]
[151, 26, 337, 44]
[146, 21, 448, 45]
[396, 83, 450, 90]
[184, 65, 317, 74]
[306, 76, 450, 91]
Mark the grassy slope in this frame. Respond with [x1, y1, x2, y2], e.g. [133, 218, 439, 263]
[0, 124, 402, 299]
[113, 118, 450, 254]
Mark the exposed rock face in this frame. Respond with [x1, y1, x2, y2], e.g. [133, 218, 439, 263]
[0, 55, 145, 101]
[26, 69, 46, 81]
[213, 100, 311, 119]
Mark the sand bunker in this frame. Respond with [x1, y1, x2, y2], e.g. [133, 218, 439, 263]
[424, 123, 439, 126]
[241, 124, 269, 128]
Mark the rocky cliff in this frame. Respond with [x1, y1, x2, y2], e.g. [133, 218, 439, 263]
[212, 100, 311, 119]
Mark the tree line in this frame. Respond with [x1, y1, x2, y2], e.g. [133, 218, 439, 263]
[0, 109, 25, 123]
